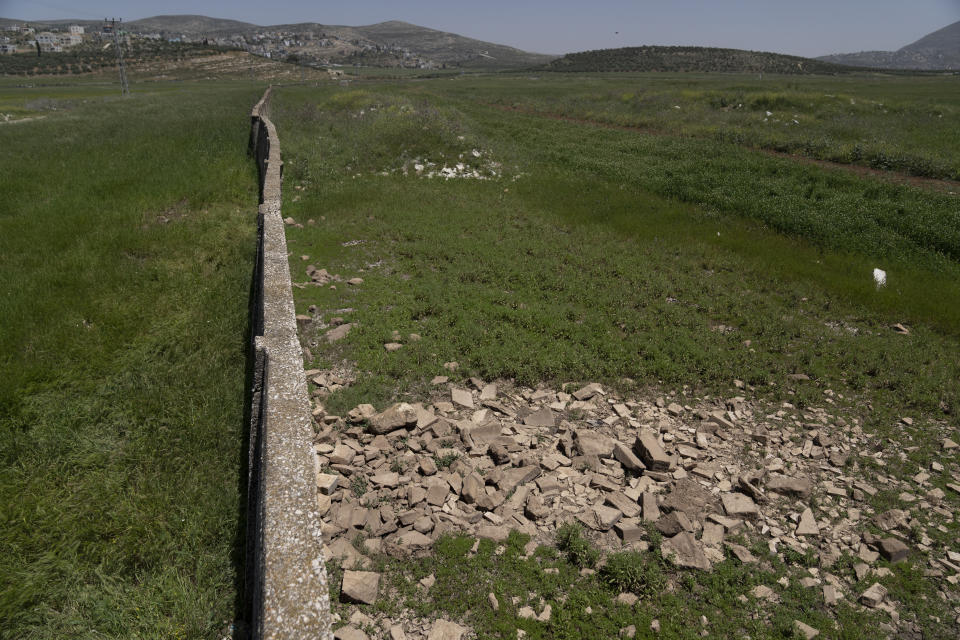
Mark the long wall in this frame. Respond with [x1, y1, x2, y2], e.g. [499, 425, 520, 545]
[247, 86, 333, 640]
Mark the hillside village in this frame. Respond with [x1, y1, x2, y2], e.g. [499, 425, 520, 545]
[1, 20, 466, 69]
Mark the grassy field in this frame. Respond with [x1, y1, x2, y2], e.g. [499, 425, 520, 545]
[273, 72, 960, 638]
[476, 73, 960, 180]
[0, 80, 259, 638]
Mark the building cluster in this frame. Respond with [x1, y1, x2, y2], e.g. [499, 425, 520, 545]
[1, 23, 85, 54]
[0, 22, 443, 68]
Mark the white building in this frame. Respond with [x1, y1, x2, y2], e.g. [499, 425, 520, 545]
[0, 44, 17, 54]
[69, 25, 84, 35]
[58, 34, 82, 46]
[36, 32, 57, 45]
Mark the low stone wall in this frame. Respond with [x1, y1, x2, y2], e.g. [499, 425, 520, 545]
[247, 86, 333, 640]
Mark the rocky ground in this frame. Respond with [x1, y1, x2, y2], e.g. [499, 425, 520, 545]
[302, 338, 960, 639]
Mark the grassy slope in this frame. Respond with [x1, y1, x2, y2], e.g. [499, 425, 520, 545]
[273, 76, 960, 638]
[0, 81, 258, 638]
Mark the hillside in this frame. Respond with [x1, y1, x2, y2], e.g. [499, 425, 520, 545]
[259, 19, 554, 67]
[125, 14, 257, 34]
[0, 14, 552, 69]
[544, 46, 856, 74]
[818, 20, 960, 70]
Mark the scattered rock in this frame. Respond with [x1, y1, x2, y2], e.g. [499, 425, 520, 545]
[341, 570, 380, 605]
[860, 583, 888, 607]
[333, 626, 369, 640]
[795, 508, 820, 536]
[878, 538, 909, 563]
[426, 620, 467, 640]
[368, 403, 418, 434]
[325, 323, 354, 343]
[661, 532, 710, 570]
[794, 620, 819, 639]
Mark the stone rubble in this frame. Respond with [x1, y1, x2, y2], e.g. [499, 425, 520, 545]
[304, 366, 960, 638]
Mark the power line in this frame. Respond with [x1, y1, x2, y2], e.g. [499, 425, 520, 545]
[103, 18, 129, 96]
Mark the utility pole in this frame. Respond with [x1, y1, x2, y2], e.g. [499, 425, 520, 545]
[104, 18, 130, 96]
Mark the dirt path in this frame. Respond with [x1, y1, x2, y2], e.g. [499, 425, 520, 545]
[490, 104, 960, 196]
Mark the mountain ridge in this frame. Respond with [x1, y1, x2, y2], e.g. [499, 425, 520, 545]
[818, 20, 960, 70]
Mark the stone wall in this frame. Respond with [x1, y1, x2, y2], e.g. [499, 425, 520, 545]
[247, 86, 333, 640]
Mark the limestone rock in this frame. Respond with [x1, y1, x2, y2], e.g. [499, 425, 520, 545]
[341, 570, 380, 605]
[634, 433, 672, 471]
[860, 583, 887, 607]
[334, 626, 369, 640]
[613, 442, 645, 472]
[325, 323, 353, 343]
[368, 403, 417, 434]
[878, 538, 909, 563]
[574, 429, 614, 457]
[427, 620, 467, 640]
[721, 492, 758, 518]
[661, 531, 710, 570]
[796, 508, 820, 536]
[766, 474, 813, 498]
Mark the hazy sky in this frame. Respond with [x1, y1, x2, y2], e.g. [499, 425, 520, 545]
[2, 0, 958, 57]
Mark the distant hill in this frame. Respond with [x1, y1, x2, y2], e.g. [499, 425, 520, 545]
[254, 19, 554, 67]
[0, 14, 552, 69]
[544, 46, 857, 74]
[818, 20, 960, 70]
[125, 15, 257, 34]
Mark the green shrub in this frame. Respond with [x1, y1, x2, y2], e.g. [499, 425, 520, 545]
[600, 551, 667, 596]
[555, 522, 600, 568]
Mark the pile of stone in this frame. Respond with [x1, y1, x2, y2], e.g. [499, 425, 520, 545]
[308, 373, 959, 635]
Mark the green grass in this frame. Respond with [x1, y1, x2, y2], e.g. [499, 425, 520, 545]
[273, 74, 959, 637]
[328, 529, 910, 640]
[0, 81, 260, 638]
[275, 80, 960, 423]
[471, 72, 960, 180]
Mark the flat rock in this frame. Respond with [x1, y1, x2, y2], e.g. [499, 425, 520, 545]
[641, 492, 661, 522]
[477, 524, 509, 541]
[614, 518, 646, 543]
[661, 532, 710, 570]
[766, 474, 813, 498]
[451, 388, 474, 409]
[878, 538, 909, 563]
[368, 403, 418, 434]
[317, 473, 340, 495]
[794, 620, 819, 640]
[796, 508, 820, 536]
[427, 620, 468, 640]
[341, 570, 380, 605]
[371, 472, 399, 488]
[605, 491, 641, 518]
[325, 323, 354, 343]
[721, 492, 758, 518]
[334, 626, 369, 640]
[634, 433, 672, 471]
[613, 442, 645, 472]
[326, 537, 369, 570]
[725, 543, 757, 564]
[387, 530, 433, 555]
[656, 511, 693, 536]
[523, 407, 556, 427]
[574, 429, 614, 457]
[525, 494, 550, 520]
[579, 504, 622, 531]
[573, 383, 603, 400]
[496, 466, 541, 494]
[860, 583, 887, 607]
